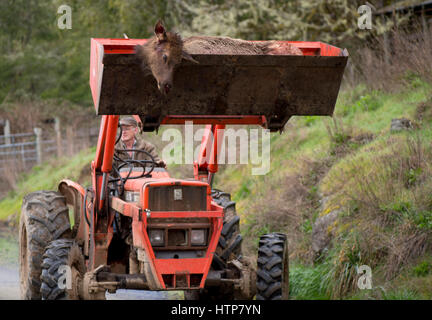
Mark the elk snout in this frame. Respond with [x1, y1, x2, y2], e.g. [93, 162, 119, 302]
[158, 82, 172, 95]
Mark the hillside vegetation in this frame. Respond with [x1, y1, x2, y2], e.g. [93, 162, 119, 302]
[214, 79, 432, 299]
[0, 148, 94, 221]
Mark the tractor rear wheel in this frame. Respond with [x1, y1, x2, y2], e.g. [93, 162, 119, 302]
[40, 239, 86, 300]
[19, 191, 71, 300]
[256, 233, 289, 300]
[184, 189, 244, 300]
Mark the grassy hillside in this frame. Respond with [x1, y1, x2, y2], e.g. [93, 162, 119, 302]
[0, 147, 95, 222]
[213, 78, 432, 299]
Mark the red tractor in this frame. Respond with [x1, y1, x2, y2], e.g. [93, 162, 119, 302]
[19, 38, 347, 300]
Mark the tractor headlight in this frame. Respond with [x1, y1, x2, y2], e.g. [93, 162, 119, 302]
[149, 229, 165, 246]
[191, 229, 207, 246]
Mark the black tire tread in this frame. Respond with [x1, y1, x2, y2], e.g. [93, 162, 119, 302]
[256, 233, 289, 300]
[211, 190, 242, 269]
[19, 191, 71, 300]
[40, 239, 76, 300]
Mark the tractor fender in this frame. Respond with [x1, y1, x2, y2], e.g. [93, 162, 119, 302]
[58, 179, 88, 252]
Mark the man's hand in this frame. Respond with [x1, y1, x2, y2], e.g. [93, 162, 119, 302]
[157, 160, 167, 168]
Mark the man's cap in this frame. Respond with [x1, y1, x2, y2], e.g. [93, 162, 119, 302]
[119, 117, 138, 127]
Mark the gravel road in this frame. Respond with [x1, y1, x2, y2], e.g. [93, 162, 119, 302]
[0, 264, 177, 300]
[0, 227, 181, 300]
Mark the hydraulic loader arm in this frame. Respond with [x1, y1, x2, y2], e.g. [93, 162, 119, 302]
[194, 124, 225, 186]
[84, 115, 119, 269]
[92, 115, 119, 212]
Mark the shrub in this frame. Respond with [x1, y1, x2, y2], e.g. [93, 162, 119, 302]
[412, 260, 432, 277]
[353, 26, 432, 91]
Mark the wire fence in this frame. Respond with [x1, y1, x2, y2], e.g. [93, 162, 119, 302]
[0, 128, 98, 174]
[0, 118, 99, 199]
[0, 132, 35, 145]
[0, 138, 54, 170]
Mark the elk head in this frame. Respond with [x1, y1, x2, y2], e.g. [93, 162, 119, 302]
[135, 20, 198, 95]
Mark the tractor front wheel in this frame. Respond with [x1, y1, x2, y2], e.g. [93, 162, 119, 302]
[19, 191, 71, 299]
[40, 239, 86, 300]
[256, 233, 289, 300]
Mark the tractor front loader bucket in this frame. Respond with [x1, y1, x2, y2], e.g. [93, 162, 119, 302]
[90, 39, 348, 132]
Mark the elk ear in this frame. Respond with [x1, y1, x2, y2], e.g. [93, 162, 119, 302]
[154, 20, 167, 42]
[182, 50, 199, 64]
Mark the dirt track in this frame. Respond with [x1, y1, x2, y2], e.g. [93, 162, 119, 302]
[0, 227, 181, 300]
[0, 226, 20, 300]
[0, 265, 20, 299]
[0, 263, 176, 300]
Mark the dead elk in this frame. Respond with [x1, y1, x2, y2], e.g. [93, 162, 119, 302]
[135, 20, 302, 95]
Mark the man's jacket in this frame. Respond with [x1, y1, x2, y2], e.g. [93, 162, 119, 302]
[113, 137, 161, 170]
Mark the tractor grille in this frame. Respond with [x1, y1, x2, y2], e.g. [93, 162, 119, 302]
[147, 185, 207, 211]
[168, 229, 187, 246]
[162, 273, 203, 289]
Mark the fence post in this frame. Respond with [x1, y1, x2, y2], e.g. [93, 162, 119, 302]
[55, 117, 63, 158]
[34, 127, 42, 164]
[21, 144, 26, 168]
[381, 16, 390, 66]
[4, 119, 11, 145]
[66, 125, 74, 156]
[421, 7, 427, 32]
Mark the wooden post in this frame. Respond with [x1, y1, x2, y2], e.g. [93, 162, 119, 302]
[66, 125, 74, 156]
[4, 119, 11, 145]
[382, 16, 390, 66]
[34, 127, 42, 164]
[21, 144, 26, 168]
[383, 32, 390, 65]
[54, 117, 63, 158]
[422, 6, 427, 32]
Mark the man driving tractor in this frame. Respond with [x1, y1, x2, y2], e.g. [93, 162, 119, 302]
[115, 116, 166, 168]
[111, 116, 166, 238]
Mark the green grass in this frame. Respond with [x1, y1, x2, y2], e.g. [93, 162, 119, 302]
[289, 263, 332, 300]
[337, 82, 430, 135]
[412, 260, 432, 277]
[0, 147, 95, 221]
[0, 232, 19, 266]
[380, 288, 422, 300]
